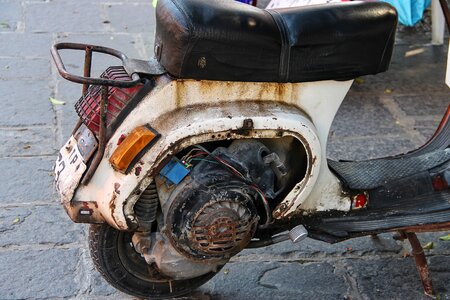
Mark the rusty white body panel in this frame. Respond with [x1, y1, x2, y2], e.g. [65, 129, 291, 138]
[73, 76, 353, 230]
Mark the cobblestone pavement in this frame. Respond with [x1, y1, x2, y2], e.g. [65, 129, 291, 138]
[0, 0, 450, 299]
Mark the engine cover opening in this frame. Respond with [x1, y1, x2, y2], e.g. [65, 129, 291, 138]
[132, 137, 310, 279]
[158, 137, 308, 257]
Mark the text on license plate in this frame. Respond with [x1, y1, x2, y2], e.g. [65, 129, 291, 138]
[54, 136, 87, 202]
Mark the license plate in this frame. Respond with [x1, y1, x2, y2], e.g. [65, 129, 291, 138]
[54, 136, 87, 204]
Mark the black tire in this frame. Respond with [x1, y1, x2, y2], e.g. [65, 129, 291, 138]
[89, 224, 219, 299]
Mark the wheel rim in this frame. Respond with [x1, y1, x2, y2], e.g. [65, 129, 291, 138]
[116, 231, 168, 282]
[116, 230, 222, 286]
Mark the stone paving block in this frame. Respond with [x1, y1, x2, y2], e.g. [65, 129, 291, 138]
[236, 234, 403, 262]
[0, 127, 56, 157]
[56, 78, 85, 104]
[414, 232, 450, 256]
[0, 157, 55, 204]
[327, 136, 417, 161]
[59, 112, 81, 145]
[0, 1, 22, 32]
[394, 94, 449, 117]
[428, 256, 450, 297]
[0, 58, 50, 79]
[350, 69, 448, 97]
[343, 256, 450, 299]
[350, 44, 448, 96]
[58, 51, 126, 80]
[0, 32, 52, 58]
[331, 94, 405, 138]
[105, 3, 156, 33]
[0, 80, 54, 126]
[60, 112, 81, 144]
[200, 261, 348, 300]
[55, 79, 89, 143]
[0, 205, 84, 247]
[0, 248, 80, 299]
[395, 30, 432, 46]
[141, 33, 156, 57]
[25, 2, 106, 33]
[413, 118, 445, 142]
[86, 270, 123, 297]
[77, 233, 450, 299]
[80, 246, 129, 297]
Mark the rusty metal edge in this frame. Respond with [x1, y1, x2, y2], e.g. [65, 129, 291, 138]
[51, 42, 142, 88]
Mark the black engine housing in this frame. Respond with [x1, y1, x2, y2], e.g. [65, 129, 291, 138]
[164, 140, 279, 262]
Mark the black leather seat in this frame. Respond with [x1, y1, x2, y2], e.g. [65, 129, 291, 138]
[154, 0, 397, 83]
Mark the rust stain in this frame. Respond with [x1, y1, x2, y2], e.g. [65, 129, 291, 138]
[109, 194, 116, 210]
[114, 182, 121, 194]
[273, 203, 287, 219]
[257, 83, 290, 102]
[175, 80, 187, 108]
[135, 166, 142, 176]
[406, 232, 435, 296]
[117, 134, 126, 145]
[231, 118, 254, 136]
[109, 193, 118, 228]
[276, 130, 283, 137]
[276, 84, 284, 101]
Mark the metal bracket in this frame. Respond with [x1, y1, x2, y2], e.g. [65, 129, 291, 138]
[394, 231, 435, 297]
[124, 57, 166, 76]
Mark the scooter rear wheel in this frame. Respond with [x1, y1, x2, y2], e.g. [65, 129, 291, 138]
[88, 224, 218, 299]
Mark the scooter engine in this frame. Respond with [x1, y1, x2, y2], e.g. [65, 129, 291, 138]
[133, 140, 285, 280]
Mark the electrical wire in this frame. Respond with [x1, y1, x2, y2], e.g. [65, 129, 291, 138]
[186, 152, 208, 162]
[189, 158, 220, 165]
[181, 148, 205, 163]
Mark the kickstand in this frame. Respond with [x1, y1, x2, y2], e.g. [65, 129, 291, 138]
[393, 231, 435, 297]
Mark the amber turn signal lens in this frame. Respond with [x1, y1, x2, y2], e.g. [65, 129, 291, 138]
[109, 126, 158, 172]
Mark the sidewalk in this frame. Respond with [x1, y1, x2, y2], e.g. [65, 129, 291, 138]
[0, 0, 449, 299]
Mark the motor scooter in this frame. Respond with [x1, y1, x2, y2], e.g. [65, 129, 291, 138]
[52, 0, 450, 298]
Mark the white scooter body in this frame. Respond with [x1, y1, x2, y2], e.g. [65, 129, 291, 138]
[73, 77, 353, 230]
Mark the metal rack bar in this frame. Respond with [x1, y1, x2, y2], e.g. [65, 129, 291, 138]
[51, 42, 142, 88]
[82, 85, 108, 185]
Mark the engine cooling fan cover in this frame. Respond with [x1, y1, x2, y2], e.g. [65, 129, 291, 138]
[190, 199, 255, 256]
[166, 181, 259, 262]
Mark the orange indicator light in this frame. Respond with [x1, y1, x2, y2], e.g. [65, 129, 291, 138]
[109, 126, 158, 172]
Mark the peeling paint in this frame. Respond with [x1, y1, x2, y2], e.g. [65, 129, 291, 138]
[114, 182, 120, 194]
[135, 166, 142, 176]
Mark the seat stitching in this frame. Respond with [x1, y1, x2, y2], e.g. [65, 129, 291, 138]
[266, 10, 290, 82]
[170, 0, 196, 75]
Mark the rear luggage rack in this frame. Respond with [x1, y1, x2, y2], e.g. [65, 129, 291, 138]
[51, 43, 143, 89]
[51, 43, 148, 184]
